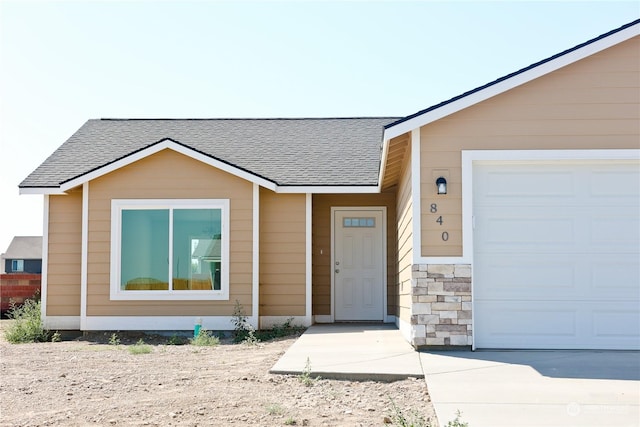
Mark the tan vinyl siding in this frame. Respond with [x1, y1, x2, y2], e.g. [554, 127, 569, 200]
[46, 189, 82, 316]
[312, 193, 396, 316]
[396, 150, 413, 323]
[259, 189, 306, 316]
[420, 36, 640, 257]
[87, 149, 253, 316]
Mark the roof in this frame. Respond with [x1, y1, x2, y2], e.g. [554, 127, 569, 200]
[20, 117, 399, 191]
[3, 236, 43, 259]
[383, 18, 640, 139]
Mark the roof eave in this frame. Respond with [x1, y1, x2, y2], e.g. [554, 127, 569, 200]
[384, 19, 640, 140]
[56, 138, 279, 193]
[19, 187, 66, 195]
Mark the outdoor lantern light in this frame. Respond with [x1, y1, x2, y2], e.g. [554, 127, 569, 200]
[436, 177, 447, 195]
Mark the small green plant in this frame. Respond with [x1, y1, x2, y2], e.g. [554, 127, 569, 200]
[299, 357, 319, 387]
[51, 331, 62, 342]
[444, 410, 468, 427]
[128, 338, 152, 354]
[3, 299, 51, 343]
[167, 334, 186, 345]
[387, 396, 428, 427]
[284, 416, 297, 425]
[108, 333, 121, 346]
[190, 329, 220, 347]
[231, 300, 251, 342]
[242, 326, 260, 346]
[265, 403, 283, 415]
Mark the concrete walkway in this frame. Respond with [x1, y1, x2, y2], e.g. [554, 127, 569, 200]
[272, 325, 640, 426]
[270, 324, 423, 381]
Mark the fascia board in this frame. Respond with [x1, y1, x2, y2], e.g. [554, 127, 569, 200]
[276, 186, 380, 194]
[58, 139, 278, 192]
[19, 187, 66, 195]
[384, 23, 640, 140]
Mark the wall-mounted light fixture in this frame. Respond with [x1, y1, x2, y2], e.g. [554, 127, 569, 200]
[436, 177, 447, 195]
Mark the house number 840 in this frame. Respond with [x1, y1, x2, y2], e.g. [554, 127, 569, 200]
[431, 203, 449, 241]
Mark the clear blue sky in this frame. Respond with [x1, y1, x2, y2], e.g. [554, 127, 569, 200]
[0, 0, 638, 253]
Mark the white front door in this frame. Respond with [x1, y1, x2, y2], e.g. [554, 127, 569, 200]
[333, 209, 385, 321]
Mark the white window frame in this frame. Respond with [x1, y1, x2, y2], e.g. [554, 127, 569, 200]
[11, 259, 24, 272]
[110, 199, 230, 301]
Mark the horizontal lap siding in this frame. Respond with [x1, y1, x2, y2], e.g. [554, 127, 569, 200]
[47, 189, 82, 316]
[87, 149, 253, 316]
[396, 150, 413, 323]
[312, 193, 397, 316]
[259, 189, 306, 317]
[420, 36, 640, 257]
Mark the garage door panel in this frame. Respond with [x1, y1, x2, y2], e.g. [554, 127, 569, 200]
[590, 216, 639, 246]
[476, 301, 640, 349]
[474, 258, 576, 296]
[474, 160, 640, 350]
[590, 169, 640, 197]
[479, 170, 575, 198]
[593, 310, 640, 338]
[483, 217, 575, 245]
[476, 302, 578, 347]
[476, 253, 639, 300]
[591, 258, 640, 292]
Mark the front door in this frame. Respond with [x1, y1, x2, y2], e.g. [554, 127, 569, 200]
[333, 208, 385, 321]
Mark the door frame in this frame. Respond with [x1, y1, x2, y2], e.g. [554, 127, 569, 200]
[330, 206, 387, 322]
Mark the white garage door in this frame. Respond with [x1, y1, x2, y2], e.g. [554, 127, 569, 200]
[474, 160, 640, 349]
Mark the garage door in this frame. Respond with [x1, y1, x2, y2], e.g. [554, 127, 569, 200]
[474, 160, 640, 349]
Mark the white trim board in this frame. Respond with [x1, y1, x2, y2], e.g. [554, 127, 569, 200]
[253, 184, 260, 320]
[44, 316, 80, 330]
[40, 195, 50, 322]
[259, 316, 311, 328]
[305, 193, 313, 326]
[80, 182, 89, 329]
[21, 140, 382, 196]
[383, 21, 640, 141]
[83, 316, 257, 331]
[411, 149, 640, 266]
[60, 140, 277, 193]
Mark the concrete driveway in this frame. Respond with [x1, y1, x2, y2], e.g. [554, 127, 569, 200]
[420, 350, 640, 427]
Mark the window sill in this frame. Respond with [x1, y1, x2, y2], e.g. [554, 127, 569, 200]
[109, 290, 229, 301]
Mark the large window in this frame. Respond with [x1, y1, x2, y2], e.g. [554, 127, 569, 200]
[110, 199, 230, 300]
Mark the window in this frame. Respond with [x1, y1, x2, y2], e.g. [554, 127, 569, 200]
[343, 217, 375, 228]
[110, 199, 230, 300]
[11, 259, 24, 272]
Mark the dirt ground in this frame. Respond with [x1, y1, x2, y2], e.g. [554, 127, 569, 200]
[0, 321, 436, 427]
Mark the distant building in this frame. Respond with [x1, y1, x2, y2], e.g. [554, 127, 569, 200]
[3, 236, 42, 274]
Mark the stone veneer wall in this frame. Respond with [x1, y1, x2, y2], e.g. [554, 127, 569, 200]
[410, 264, 472, 348]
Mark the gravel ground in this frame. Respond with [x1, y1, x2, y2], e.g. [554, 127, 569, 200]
[0, 321, 436, 427]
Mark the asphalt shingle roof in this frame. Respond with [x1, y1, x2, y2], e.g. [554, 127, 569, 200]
[20, 117, 400, 189]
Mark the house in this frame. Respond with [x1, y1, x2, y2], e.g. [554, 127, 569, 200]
[20, 20, 639, 350]
[0, 236, 43, 312]
[3, 236, 42, 274]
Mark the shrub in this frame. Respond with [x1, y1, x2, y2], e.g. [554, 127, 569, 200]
[231, 300, 252, 342]
[190, 329, 220, 347]
[4, 299, 51, 343]
[387, 396, 429, 427]
[108, 333, 121, 346]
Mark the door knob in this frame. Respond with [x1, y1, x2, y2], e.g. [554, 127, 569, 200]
[335, 269, 340, 273]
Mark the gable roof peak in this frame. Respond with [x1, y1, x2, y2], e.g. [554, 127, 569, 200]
[384, 18, 640, 138]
